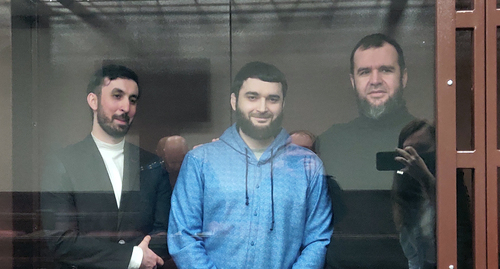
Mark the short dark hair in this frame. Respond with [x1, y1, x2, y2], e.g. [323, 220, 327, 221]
[397, 119, 435, 149]
[87, 64, 140, 98]
[350, 33, 406, 76]
[231, 61, 288, 99]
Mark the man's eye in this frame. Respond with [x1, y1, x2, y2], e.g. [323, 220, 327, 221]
[358, 70, 369, 76]
[130, 98, 138, 104]
[247, 96, 257, 100]
[269, 98, 279, 103]
[113, 94, 122, 99]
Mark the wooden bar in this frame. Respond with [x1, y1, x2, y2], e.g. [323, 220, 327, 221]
[436, 0, 458, 267]
[471, 0, 488, 266]
[485, 0, 499, 267]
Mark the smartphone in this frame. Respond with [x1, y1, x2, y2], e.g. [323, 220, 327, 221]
[376, 151, 405, 171]
[376, 151, 436, 171]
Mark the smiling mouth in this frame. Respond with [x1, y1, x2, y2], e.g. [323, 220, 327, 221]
[113, 115, 130, 125]
[114, 119, 128, 124]
[253, 117, 271, 123]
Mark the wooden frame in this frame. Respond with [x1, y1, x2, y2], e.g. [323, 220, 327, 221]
[436, 0, 488, 268]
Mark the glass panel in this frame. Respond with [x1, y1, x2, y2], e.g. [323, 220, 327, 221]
[9, 0, 437, 268]
[456, 29, 475, 150]
[14, 0, 232, 268]
[238, 2, 431, 269]
[456, 0, 474, 10]
[458, 168, 474, 269]
[0, 1, 14, 268]
[11, 1, 40, 267]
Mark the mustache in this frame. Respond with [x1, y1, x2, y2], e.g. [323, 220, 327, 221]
[367, 86, 387, 93]
[249, 112, 273, 118]
[113, 113, 130, 123]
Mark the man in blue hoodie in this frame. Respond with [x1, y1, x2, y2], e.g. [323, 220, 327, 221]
[168, 61, 333, 268]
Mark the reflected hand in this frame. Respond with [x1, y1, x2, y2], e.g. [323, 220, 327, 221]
[395, 146, 433, 181]
[138, 235, 164, 269]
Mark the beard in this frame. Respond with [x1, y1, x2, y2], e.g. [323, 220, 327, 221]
[235, 105, 283, 141]
[356, 84, 405, 120]
[96, 101, 131, 139]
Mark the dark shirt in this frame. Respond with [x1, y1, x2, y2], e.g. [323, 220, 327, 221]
[318, 106, 415, 190]
[318, 107, 415, 268]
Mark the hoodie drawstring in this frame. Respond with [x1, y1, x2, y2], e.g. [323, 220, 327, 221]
[245, 148, 249, 206]
[244, 148, 275, 231]
[270, 148, 275, 231]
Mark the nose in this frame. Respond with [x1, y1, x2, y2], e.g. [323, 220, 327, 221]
[256, 97, 267, 112]
[369, 70, 382, 85]
[120, 99, 130, 113]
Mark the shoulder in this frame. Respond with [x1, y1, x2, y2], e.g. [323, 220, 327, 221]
[41, 138, 96, 189]
[180, 140, 229, 172]
[285, 142, 317, 156]
[188, 139, 231, 158]
[53, 136, 96, 163]
[319, 120, 357, 138]
[126, 143, 163, 170]
[317, 121, 355, 150]
[283, 143, 324, 169]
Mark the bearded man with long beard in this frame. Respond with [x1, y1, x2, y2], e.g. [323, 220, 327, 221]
[168, 61, 332, 269]
[318, 34, 416, 269]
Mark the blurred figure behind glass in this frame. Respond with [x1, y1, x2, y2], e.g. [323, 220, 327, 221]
[156, 135, 188, 188]
[392, 119, 473, 269]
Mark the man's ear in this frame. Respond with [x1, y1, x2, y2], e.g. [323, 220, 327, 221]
[350, 74, 355, 90]
[87, 93, 98, 111]
[230, 93, 237, 111]
[401, 68, 408, 88]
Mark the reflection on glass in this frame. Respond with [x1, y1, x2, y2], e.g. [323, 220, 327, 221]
[392, 120, 437, 269]
[456, 29, 475, 151]
[456, 0, 474, 10]
[457, 168, 474, 269]
[9, 0, 437, 267]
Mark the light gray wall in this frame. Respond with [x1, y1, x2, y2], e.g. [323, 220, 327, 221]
[1, 1, 14, 266]
[1, 1, 12, 192]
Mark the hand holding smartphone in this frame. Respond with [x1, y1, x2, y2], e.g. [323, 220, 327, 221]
[376, 150, 435, 171]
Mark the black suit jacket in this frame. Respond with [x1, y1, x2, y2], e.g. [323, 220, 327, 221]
[41, 135, 171, 269]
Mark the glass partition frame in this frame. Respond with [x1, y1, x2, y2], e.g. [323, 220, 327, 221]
[9, 0, 499, 268]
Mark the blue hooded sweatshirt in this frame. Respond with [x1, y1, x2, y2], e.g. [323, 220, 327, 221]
[168, 124, 333, 268]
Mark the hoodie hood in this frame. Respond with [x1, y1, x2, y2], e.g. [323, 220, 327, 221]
[219, 123, 290, 164]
